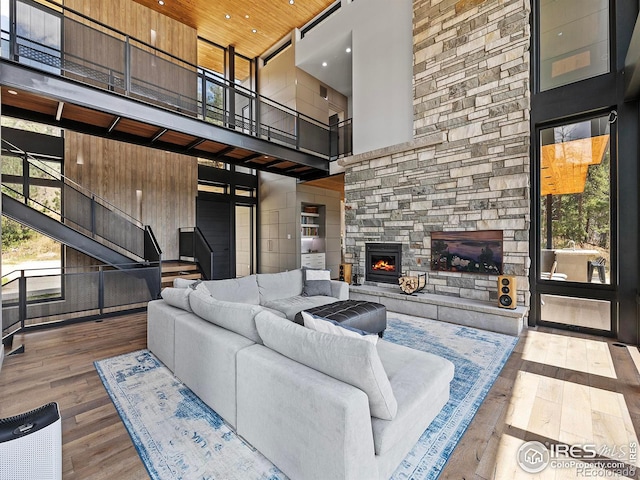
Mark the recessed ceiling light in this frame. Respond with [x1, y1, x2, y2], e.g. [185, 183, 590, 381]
[557, 31, 563, 36]
[225, 14, 231, 19]
[158, 0, 164, 5]
[289, 0, 295, 4]
[245, 14, 250, 19]
[252, 29, 257, 33]
[322, 62, 327, 67]
[346, 47, 351, 53]
[7, 90, 17, 95]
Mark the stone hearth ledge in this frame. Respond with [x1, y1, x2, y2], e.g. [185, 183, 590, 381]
[349, 284, 527, 336]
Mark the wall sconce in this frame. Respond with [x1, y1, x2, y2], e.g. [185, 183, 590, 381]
[136, 189, 143, 221]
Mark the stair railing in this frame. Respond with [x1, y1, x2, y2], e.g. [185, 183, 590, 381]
[179, 227, 215, 280]
[1, 139, 161, 264]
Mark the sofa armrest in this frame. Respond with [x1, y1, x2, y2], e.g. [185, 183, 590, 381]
[237, 345, 377, 480]
[330, 280, 349, 300]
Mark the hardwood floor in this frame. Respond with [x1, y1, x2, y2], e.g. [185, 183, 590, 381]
[0, 314, 148, 479]
[0, 313, 638, 479]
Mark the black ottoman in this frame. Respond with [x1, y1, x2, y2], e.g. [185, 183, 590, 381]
[294, 300, 387, 337]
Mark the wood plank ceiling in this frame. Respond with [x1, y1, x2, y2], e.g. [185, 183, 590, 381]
[132, 0, 335, 72]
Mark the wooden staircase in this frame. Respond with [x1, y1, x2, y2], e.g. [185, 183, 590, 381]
[161, 261, 202, 288]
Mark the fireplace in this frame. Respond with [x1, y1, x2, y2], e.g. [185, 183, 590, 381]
[365, 243, 402, 284]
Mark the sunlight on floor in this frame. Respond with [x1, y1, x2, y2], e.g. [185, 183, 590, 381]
[521, 330, 617, 378]
[490, 331, 638, 479]
[627, 346, 640, 377]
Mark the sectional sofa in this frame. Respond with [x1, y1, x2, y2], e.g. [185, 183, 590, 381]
[147, 268, 455, 480]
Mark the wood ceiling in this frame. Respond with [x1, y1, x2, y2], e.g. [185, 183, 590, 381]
[132, 0, 335, 61]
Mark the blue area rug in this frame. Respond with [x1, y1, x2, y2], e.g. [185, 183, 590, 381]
[95, 313, 518, 480]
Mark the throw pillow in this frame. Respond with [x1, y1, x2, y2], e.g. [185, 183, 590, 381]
[302, 268, 332, 297]
[173, 277, 197, 289]
[160, 287, 192, 312]
[189, 283, 263, 344]
[301, 311, 378, 345]
[203, 275, 260, 304]
[255, 310, 397, 420]
[256, 269, 304, 301]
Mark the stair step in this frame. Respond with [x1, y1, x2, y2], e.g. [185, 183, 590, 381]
[162, 262, 199, 274]
[161, 272, 202, 287]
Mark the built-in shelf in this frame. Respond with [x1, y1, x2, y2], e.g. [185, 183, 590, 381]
[301, 204, 325, 268]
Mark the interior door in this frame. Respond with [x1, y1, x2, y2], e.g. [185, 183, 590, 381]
[196, 198, 231, 279]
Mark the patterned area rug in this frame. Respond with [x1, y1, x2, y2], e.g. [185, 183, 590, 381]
[95, 313, 518, 480]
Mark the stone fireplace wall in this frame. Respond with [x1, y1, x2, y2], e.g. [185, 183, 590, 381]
[342, 0, 531, 306]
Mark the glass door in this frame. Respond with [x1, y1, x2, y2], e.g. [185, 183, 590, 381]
[536, 113, 616, 333]
[235, 204, 255, 277]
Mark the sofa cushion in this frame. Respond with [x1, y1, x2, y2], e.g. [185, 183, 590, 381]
[302, 268, 332, 297]
[255, 310, 398, 420]
[189, 284, 263, 344]
[371, 340, 455, 456]
[160, 287, 192, 312]
[260, 306, 288, 319]
[263, 295, 337, 321]
[173, 277, 197, 289]
[256, 269, 304, 302]
[202, 275, 260, 305]
[301, 311, 378, 345]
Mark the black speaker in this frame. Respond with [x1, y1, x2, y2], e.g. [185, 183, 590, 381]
[498, 275, 517, 309]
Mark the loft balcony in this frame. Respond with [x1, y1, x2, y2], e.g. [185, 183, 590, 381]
[0, 0, 352, 180]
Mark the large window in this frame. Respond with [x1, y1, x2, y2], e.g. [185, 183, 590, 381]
[537, 114, 614, 332]
[14, 0, 61, 74]
[539, 116, 611, 283]
[539, 0, 609, 91]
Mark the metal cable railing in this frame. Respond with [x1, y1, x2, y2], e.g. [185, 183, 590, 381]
[1, 0, 353, 159]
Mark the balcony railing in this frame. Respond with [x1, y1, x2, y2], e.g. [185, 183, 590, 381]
[0, 0, 352, 160]
[1, 263, 160, 348]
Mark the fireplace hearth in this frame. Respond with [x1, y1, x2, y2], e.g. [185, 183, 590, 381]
[365, 243, 402, 284]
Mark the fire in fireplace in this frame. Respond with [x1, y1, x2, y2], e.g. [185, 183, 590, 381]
[365, 243, 402, 283]
[372, 257, 396, 272]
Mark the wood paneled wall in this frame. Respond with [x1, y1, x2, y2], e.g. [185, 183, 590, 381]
[62, 0, 197, 63]
[62, 0, 198, 112]
[65, 132, 197, 261]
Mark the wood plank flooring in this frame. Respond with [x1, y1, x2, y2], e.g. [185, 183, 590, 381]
[0, 313, 638, 479]
[0, 314, 148, 479]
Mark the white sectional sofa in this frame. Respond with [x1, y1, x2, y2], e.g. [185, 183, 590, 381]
[147, 268, 455, 480]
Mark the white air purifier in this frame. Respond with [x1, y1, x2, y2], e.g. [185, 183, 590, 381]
[0, 402, 62, 480]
